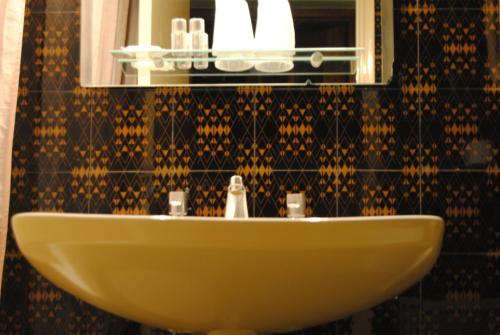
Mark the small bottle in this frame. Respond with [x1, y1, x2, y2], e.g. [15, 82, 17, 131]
[189, 18, 209, 70]
[171, 18, 192, 70]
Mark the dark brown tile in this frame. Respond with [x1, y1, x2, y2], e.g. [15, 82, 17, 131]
[13, 91, 90, 173]
[26, 0, 80, 13]
[421, 255, 499, 335]
[387, 9, 420, 89]
[21, 172, 88, 213]
[421, 89, 500, 170]
[419, 0, 496, 9]
[254, 87, 335, 171]
[337, 88, 419, 170]
[422, 172, 500, 253]
[173, 88, 254, 172]
[419, 8, 499, 89]
[89, 172, 154, 214]
[338, 172, 420, 217]
[91, 89, 157, 172]
[20, 12, 80, 91]
[188, 172, 238, 217]
[288, 288, 420, 335]
[253, 171, 336, 218]
[155, 170, 241, 217]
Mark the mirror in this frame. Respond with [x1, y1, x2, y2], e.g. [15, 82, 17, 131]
[81, 0, 393, 87]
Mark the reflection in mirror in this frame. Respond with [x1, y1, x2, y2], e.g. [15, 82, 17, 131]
[80, 0, 393, 87]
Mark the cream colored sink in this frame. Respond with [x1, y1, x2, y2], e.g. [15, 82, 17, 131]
[12, 213, 443, 335]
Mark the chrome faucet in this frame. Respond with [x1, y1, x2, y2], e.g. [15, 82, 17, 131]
[225, 175, 249, 219]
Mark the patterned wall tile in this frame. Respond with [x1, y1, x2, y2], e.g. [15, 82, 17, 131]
[388, 9, 419, 89]
[254, 87, 335, 171]
[174, 88, 254, 172]
[21, 12, 80, 91]
[27, 0, 80, 13]
[481, 0, 500, 94]
[155, 170, 242, 217]
[5, 0, 500, 333]
[13, 92, 39, 173]
[91, 89, 156, 172]
[291, 321, 341, 335]
[419, 8, 499, 89]
[419, 0, 490, 8]
[345, 288, 420, 335]
[421, 89, 500, 170]
[0, 309, 25, 334]
[25, 269, 84, 334]
[253, 171, 336, 218]
[290, 290, 421, 335]
[393, 0, 417, 11]
[187, 172, 237, 217]
[13, 91, 90, 173]
[338, 172, 420, 217]
[23, 266, 132, 335]
[422, 172, 499, 253]
[151, 88, 176, 214]
[421, 255, 499, 334]
[337, 88, 419, 170]
[24, 172, 88, 213]
[367, 295, 420, 335]
[89, 172, 154, 214]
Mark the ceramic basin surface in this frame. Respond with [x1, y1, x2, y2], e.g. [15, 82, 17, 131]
[13, 213, 443, 334]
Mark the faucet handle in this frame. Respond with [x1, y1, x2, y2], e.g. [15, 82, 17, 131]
[228, 175, 245, 194]
[169, 190, 188, 216]
[286, 193, 306, 219]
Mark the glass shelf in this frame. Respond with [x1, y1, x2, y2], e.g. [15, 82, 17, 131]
[111, 46, 363, 57]
[110, 46, 363, 86]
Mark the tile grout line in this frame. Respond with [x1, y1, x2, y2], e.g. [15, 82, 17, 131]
[24, 168, 494, 175]
[87, 90, 93, 214]
[335, 88, 340, 217]
[252, 89, 257, 218]
[29, 6, 488, 17]
[31, 11, 80, 15]
[24, 87, 495, 95]
[416, 0, 423, 333]
[171, 91, 176, 194]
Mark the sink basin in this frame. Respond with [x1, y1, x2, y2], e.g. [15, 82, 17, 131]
[13, 213, 443, 334]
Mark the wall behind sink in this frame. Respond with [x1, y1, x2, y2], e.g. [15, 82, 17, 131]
[1, 0, 498, 333]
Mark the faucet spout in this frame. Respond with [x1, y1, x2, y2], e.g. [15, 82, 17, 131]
[225, 175, 249, 219]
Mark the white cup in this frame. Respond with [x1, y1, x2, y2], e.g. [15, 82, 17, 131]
[212, 0, 255, 72]
[255, 0, 295, 73]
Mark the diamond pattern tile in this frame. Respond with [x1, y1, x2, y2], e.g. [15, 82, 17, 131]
[5, 0, 500, 333]
[421, 89, 500, 170]
[174, 88, 254, 172]
[89, 172, 154, 214]
[338, 87, 419, 169]
[419, 8, 499, 89]
[26, 0, 80, 13]
[419, 0, 493, 9]
[253, 171, 336, 218]
[17, 172, 88, 213]
[421, 255, 499, 334]
[13, 91, 90, 173]
[422, 172, 500, 253]
[21, 12, 80, 91]
[188, 172, 237, 217]
[338, 172, 421, 217]
[254, 87, 335, 171]
[91, 88, 156, 172]
[387, 9, 420, 89]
